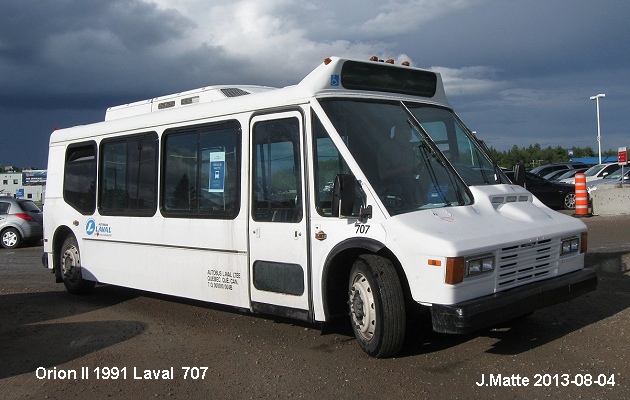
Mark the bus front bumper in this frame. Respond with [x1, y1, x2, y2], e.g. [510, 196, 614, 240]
[430, 268, 598, 334]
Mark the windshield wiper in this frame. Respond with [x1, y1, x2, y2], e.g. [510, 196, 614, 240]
[417, 142, 452, 206]
[400, 101, 467, 205]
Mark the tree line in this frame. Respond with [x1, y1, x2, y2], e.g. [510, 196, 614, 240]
[486, 144, 617, 170]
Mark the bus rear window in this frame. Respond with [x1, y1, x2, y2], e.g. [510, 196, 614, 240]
[63, 142, 97, 215]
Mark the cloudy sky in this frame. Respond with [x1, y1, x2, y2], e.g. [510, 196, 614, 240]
[1, 0, 628, 169]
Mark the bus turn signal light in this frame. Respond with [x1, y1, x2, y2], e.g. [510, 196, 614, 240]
[445, 257, 465, 284]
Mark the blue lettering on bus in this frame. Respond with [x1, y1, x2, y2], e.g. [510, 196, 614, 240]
[97, 226, 111, 234]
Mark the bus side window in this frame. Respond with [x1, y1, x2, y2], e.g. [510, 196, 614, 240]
[99, 133, 158, 216]
[63, 142, 97, 215]
[162, 121, 241, 219]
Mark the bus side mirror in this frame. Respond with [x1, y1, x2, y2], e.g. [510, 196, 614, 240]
[332, 174, 356, 217]
[513, 163, 526, 187]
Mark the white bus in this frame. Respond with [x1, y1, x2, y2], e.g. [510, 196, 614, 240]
[43, 56, 597, 357]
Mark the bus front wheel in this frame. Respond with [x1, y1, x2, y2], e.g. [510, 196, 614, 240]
[348, 254, 406, 358]
[60, 235, 95, 294]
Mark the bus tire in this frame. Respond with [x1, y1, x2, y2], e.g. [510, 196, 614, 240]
[348, 254, 406, 358]
[60, 235, 95, 294]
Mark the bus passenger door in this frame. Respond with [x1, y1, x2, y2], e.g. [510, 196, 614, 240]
[248, 112, 310, 319]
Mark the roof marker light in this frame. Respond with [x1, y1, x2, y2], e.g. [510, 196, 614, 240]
[324, 57, 332, 65]
[386, 59, 394, 64]
[402, 61, 410, 66]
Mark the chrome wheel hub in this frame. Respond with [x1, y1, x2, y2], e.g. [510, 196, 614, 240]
[349, 272, 376, 341]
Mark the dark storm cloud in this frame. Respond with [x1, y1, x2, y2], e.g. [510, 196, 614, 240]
[400, 1, 628, 76]
[0, 0, 195, 109]
[0, 0, 192, 58]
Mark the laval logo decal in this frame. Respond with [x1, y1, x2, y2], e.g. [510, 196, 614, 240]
[85, 219, 112, 237]
[86, 219, 96, 235]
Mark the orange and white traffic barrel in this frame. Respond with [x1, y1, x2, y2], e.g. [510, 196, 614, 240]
[573, 172, 591, 217]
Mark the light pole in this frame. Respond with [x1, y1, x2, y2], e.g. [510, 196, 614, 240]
[590, 93, 605, 164]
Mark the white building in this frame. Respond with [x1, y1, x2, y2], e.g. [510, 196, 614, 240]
[0, 171, 46, 203]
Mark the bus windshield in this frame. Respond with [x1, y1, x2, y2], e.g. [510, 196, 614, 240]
[319, 99, 507, 215]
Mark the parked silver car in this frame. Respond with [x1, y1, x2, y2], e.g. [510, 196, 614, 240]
[588, 168, 630, 193]
[559, 162, 620, 184]
[0, 197, 43, 249]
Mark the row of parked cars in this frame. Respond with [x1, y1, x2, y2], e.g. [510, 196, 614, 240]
[0, 196, 43, 249]
[508, 161, 627, 210]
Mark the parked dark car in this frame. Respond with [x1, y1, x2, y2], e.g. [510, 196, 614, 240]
[545, 167, 588, 182]
[530, 162, 589, 177]
[0, 197, 43, 249]
[505, 171, 576, 210]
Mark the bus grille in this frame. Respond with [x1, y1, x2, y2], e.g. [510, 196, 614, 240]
[496, 238, 559, 290]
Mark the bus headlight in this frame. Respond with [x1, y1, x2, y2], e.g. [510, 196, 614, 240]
[466, 254, 494, 277]
[561, 237, 580, 255]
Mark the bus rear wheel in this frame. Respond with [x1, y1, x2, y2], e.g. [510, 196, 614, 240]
[348, 254, 406, 358]
[60, 235, 95, 294]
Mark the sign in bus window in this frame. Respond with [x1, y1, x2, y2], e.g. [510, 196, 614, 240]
[205, 149, 226, 193]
